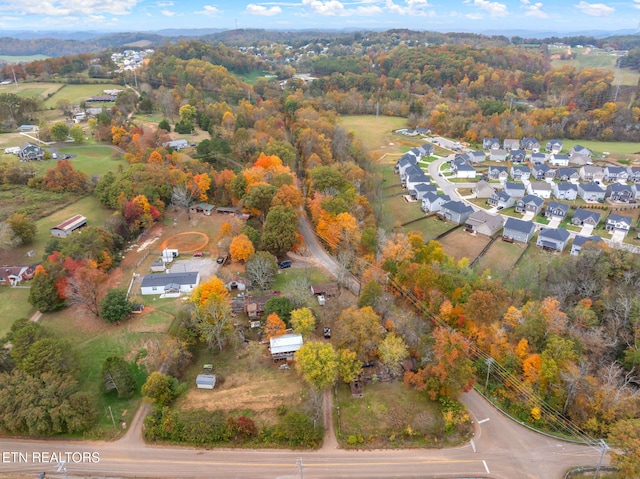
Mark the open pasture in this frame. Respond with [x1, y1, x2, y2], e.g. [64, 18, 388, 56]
[43, 83, 123, 108]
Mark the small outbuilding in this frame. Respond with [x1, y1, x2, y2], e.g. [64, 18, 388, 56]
[196, 374, 217, 390]
[50, 214, 87, 238]
[310, 282, 339, 297]
[270, 333, 304, 361]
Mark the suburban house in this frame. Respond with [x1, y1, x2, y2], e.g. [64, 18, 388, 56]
[483, 138, 501, 150]
[405, 171, 431, 191]
[605, 183, 634, 202]
[19, 142, 44, 161]
[555, 168, 579, 182]
[569, 144, 591, 162]
[465, 210, 504, 237]
[579, 166, 605, 183]
[503, 182, 526, 198]
[516, 194, 544, 215]
[396, 154, 417, 175]
[196, 374, 217, 390]
[606, 213, 633, 233]
[578, 182, 605, 202]
[509, 149, 527, 163]
[532, 164, 555, 181]
[571, 235, 603, 256]
[439, 200, 474, 224]
[545, 201, 569, 220]
[410, 143, 435, 159]
[421, 193, 450, 213]
[553, 182, 578, 201]
[140, 272, 200, 295]
[270, 333, 304, 361]
[401, 164, 423, 184]
[50, 214, 87, 238]
[451, 159, 477, 179]
[603, 166, 630, 183]
[632, 183, 640, 199]
[546, 139, 563, 154]
[409, 183, 436, 201]
[503, 139, 520, 150]
[527, 181, 552, 199]
[530, 152, 547, 165]
[488, 190, 515, 209]
[522, 138, 541, 151]
[510, 165, 531, 181]
[572, 208, 602, 227]
[162, 139, 189, 150]
[549, 154, 570, 167]
[467, 150, 486, 163]
[503, 217, 536, 243]
[488, 165, 509, 181]
[0, 265, 37, 286]
[474, 180, 496, 199]
[245, 292, 281, 319]
[537, 228, 571, 252]
[489, 149, 508, 162]
[628, 167, 640, 183]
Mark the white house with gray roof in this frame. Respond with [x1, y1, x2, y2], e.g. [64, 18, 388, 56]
[510, 165, 531, 181]
[490, 149, 508, 162]
[546, 139, 563, 154]
[503, 217, 536, 243]
[516, 194, 544, 215]
[537, 228, 571, 252]
[606, 213, 632, 233]
[605, 183, 634, 202]
[571, 235, 603, 256]
[527, 181, 552, 199]
[439, 200, 474, 224]
[530, 152, 547, 165]
[409, 183, 437, 200]
[549, 154, 570, 167]
[578, 182, 605, 202]
[140, 272, 200, 295]
[572, 208, 601, 227]
[604, 166, 630, 183]
[554, 182, 578, 201]
[421, 193, 450, 213]
[503, 182, 526, 198]
[579, 165, 604, 183]
[465, 210, 504, 237]
[483, 138, 500, 150]
[503, 139, 520, 150]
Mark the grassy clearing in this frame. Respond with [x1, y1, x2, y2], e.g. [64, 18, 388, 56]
[0, 185, 79, 223]
[379, 195, 424, 230]
[43, 83, 124, 108]
[335, 381, 471, 448]
[404, 216, 455, 242]
[340, 115, 411, 155]
[236, 71, 270, 85]
[0, 82, 65, 101]
[558, 139, 640, 157]
[550, 49, 640, 86]
[473, 239, 527, 278]
[439, 229, 490, 263]
[0, 288, 34, 338]
[273, 266, 330, 291]
[0, 55, 48, 63]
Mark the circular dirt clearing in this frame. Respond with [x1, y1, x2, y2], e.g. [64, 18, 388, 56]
[160, 232, 209, 253]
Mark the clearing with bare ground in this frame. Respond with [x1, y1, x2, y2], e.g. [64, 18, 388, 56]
[440, 228, 491, 263]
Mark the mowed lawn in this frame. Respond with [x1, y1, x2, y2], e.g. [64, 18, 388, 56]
[0, 288, 34, 338]
[558, 139, 640, 156]
[43, 83, 124, 108]
[379, 195, 424, 230]
[404, 216, 458, 242]
[473, 238, 527, 277]
[439, 228, 490, 263]
[0, 82, 65, 100]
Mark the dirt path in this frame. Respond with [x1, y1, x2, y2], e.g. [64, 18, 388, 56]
[320, 389, 339, 451]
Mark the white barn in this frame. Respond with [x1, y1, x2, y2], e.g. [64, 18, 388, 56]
[270, 333, 303, 361]
[140, 272, 200, 295]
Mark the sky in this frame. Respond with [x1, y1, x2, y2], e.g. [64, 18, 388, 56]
[0, 0, 638, 35]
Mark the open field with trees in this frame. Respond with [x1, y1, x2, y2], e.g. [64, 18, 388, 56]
[43, 83, 124, 108]
[0, 81, 65, 100]
[0, 288, 34, 337]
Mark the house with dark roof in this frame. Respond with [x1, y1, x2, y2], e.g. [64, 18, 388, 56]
[555, 168, 579, 182]
[578, 182, 605, 202]
[579, 166, 604, 183]
[632, 183, 640, 199]
[532, 164, 555, 181]
[503, 217, 536, 243]
[50, 214, 87, 238]
[421, 193, 450, 213]
[401, 164, 423, 184]
[409, 182, 436, 200]
[140, 272, 200, 295]
[510, 165, 531, 181]
[516, 194, 544, 215]
[509, 149, 527, 163]
[606, 213, 632, 233]
[439, 200, 474, 224]
[571, 235, 603, 256]
[503, 182, 526, 198]
[527, 181, 552, 199]
[396, 154, 417, 175]
[530, 152, 547, 165]
[0, 265, 37, 286]
[628, 167, 640, 183]
[572, 208, 601, 227]
[405, 172, 431, 192]
[19, 142, 44, 161]
[604, 166, 630, 183]
[546, 139, 563, 154]
[549, 154, 570, 167]
[488, 165, 509, 181]
[503, 139, 520, 150]
[569, 144, 591, 161]
[537, 228, 571, 252]
[605, 183, 634, 202]
[162, 139, 189, 151]
[488, 190, 515, 209]
[490, 149, 508, 162]
[545, 201, 569, 220]
[474, 180, 496, 199]
[467, 150, 486, 163]
[522, 138, 541, 151]
[553, 182, 578, 201]
[465, 210, 504, 237]
[451, 160, 476, 179]
[483, 138, 500, 150]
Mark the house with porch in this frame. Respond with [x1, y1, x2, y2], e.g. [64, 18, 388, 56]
[579, 165, 604, 183]
[483, 138, 501, 150]
[549, 154, 570, 167]
[509, 149, 527, 163]
[553, 182, 578, 201]
[578, 182, 605, 202]
[503, 182, 526, 198]
[545, 201, 569, 220]
[400, 164, 423, 185]
[530, 152, 547, 165]
[605, 183, 634, 202]
[510, 165, 531, 181]
[628, 167, 640, 183]
[409, 183, 437, 201]
[439, 200, 474, 224]
[546, 139, 563, 154]
[604, 166, 630, 183]
[405, 171, 431, 191]
[532, 164, 555, 181]
[421, 193, 450, 213]
[572, 208, 602, 227]
[537, 228, 571, 252]
[19, 142, 45, 161]
[527, 181, 552, 199]
[522, 137, 541, 152]
[488, 165, 509, 181]
[0, 265, 37, 286]
[503, 217, 536, 243]
[606, 213, 632, 233]
[516, 194, 544, 215]
[571, 235, 603, 256]
[555, 168, 579, 182]
[488, 190, 515, 209]
[465, 210, 504, 237]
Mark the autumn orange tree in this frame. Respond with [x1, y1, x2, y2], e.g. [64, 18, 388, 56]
[229, 234, 255, 263]
[264, 313, 286, 340]
[190, 277, 234, 351]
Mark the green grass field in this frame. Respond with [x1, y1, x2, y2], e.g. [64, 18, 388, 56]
[236, 71, 271, 85]
[43, 83, 124, 108]
[473, 239, 527, 278]
[0, 82, 64, 100]
[550, 48, 640, 86]
[558, 139, 640, 157]
[340, 115, 411, 154]
[0, 55, 48, 63]
[0, 288, 35, 338]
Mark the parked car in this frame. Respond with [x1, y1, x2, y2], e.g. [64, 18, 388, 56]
[216, 255, 228, 264]
[278, 260, 292, 269]
[192, 252, 203, 257]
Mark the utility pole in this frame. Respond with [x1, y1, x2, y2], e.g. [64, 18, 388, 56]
[108, 405, 117, 429]
[11, 67, 18, 86]
[485, 358, 494, 394]
[593, 440, 609, 479]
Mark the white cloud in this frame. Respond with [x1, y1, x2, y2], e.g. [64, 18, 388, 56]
[196, 5, 222, 16]
[0, 0, 141, 16]
[156, 1, 173, 6]
[574, 1, 614, 16]
[246, 4, 283, 16]
[521, 0, 548, 18]
[161, 9, 175, 16]
[302, 0, 348, 16]
[356, 5, 384, 15]
[464, 0, 509, 17]
[385, 0, 432, 16]
[634, 0, 640, 10]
